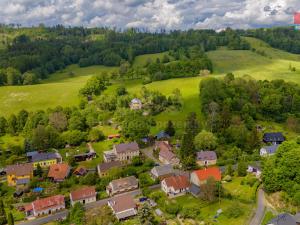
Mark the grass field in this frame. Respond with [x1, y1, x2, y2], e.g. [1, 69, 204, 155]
[0, 65, 117, 117]
[1, 37, 300, 121]
[132, 51, 170, 67]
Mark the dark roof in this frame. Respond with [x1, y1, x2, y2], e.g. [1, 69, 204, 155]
[189, 184, 201, 197]
[98, 161, 122, 173]
[268, 213, 297, 225]
[196, 151, 217, 161]
[151, 165, 174, 177]
[263, 132, 285, 142]
[261, 145, 279, 154]
[27, 151, 62, 162]
[155, 131, 170, 140]
[115, 142, 139, 154]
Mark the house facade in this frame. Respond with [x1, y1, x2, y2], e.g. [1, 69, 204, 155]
[190, 167, 221, 186]
[130, 98, 142, 110]
[108, 194, 137, 221]
[196, 151, 217, 166]
[247, 162, 262, 178]
[24, 195, 65, 217]
[27, 151, 62, 169]
[70, 186, 96, 206]
[104, 142, 140, 163]
[106, 176, 138, 196]
[6, 163, 33, 187]
[161, 175, 189, 198]
[260, 145, 279, 157]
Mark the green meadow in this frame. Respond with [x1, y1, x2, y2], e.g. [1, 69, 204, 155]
[1, 37, 300, 121]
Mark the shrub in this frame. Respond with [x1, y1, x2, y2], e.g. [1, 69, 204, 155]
[224, 204, 244, 218]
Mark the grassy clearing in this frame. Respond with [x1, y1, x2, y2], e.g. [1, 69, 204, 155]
[0, 65, 117, 117]
[132, 52, 170, 68]
[261, 211, 275, 225]
[0, 135, 24, 149]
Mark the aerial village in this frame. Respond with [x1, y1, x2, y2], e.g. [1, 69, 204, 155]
[0, 98, 294, 224]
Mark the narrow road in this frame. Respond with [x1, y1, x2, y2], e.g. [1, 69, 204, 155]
[17, 184, 161, 225]
[249, 189, 266, 225]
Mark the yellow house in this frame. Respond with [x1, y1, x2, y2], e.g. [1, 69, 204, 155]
[27, 151, 62, 169]
[6, 163, 33, 187]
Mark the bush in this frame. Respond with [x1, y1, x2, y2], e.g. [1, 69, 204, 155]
[224, 204, 244, 218]
[165, 202, 181, 215]
[180, 206, 201, 219]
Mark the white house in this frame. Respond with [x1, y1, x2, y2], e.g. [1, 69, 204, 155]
[70, 186, 97, 206]
[161, 175, 189, 198]
[260, 145, 279, 157]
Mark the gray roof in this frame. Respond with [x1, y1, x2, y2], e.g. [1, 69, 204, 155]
[268, 213, 297, 225]
[98, 161, 122, 173]
[189, 184, 201, 197]
[115, 142, 139, 154]
[28, 151, 61, 162]
[262, 145, 279, 154]
[294, 213, 300, 223]
[151, 165, 174, 177]
[196, 151, 217, 161]
[16, 178, 30, 185]
[110, 176, 138, 191]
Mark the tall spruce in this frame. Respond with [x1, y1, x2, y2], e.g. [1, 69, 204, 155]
[0, 200, 7, 225]
[7, 212, 14, 225]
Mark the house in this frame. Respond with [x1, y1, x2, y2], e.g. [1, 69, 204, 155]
[196, 151, 217, 166]
[6, 163, 33, 187]
[73, 152, 96, 162]
[155, 141, 180, 165]
[161, 175, 190, 198]
[150, 164, 175, 180]
[267, 213, 299, 225]
[73, 166, 88, 177]
[247, 162, 262, 178]
[108, 134, 121, 140]
[189, 183, 201, 197]
[27, 151, 62, 169]
[190, 167, 222, 187]
[130, 98, 142, 110]
[155, 131, 170, 140]
[47, 163, 70, 182]
[97, 161, 122, 177]
[260, 144, 279, 156]
[24, 195, 65, 217]
[70, 186, 96, 206]
[106, 176, 138, 196]
[108, 194, 137, 221]
[104, 142, 140, 163]
[263, 132, 285, 144]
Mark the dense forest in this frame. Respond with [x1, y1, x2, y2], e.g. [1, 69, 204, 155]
[241, 27, 300, 54]
[0, 25, 249, 86]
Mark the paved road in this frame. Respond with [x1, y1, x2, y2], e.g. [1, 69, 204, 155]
[140, 147, 161, 166]
[17, 184, 160, 225]
[249, 189, 266, 225]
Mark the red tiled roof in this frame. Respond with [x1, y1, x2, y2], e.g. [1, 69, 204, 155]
[48, 163, 70, 181]
[108, 194, 136, 213]
[31, 195, 64, 212]
[193, 167, 221, 181]
[70, 186, 96, 201]
[155, 141, 172, 152]
[163, 175, 189, 191]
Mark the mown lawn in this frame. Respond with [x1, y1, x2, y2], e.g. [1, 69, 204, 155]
[132, 52, 171, 68]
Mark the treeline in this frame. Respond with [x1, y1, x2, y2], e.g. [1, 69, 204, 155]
[262, 141, 300, 206]
[199, 74, 300, 154]
[242, 27, 300, 54]
[0, 26, 249, 86]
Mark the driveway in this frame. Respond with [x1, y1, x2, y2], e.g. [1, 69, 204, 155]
[249, 189, 266, 225]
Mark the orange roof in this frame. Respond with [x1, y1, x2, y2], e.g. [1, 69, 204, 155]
[163, 175, 189, 191]
[48, 163, 70, 181]
[30, 195, 65, 212]
[193, 167, 221, 181]
[70, 186, 96, 201]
